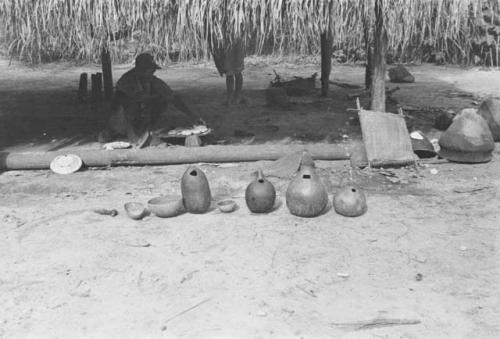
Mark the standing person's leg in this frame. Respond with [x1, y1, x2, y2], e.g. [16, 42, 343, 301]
[234, 72, 243, 103]
[229, 38, 245, 104]
[225, 74, 235, 105]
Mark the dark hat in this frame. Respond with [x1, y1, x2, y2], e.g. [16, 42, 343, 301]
[135, 53, 161, 71]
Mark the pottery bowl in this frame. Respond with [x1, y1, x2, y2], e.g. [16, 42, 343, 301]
[217, 200, 237, 213]
[148, 196, 185, 218]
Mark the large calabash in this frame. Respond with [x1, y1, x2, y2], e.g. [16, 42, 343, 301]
[181, 166, 211, 213]
[286, 165, 328, 217]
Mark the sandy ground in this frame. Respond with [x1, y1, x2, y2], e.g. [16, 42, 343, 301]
[0, 57, 500, 338]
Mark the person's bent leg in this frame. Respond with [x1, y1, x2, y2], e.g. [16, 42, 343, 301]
[98, 103, 128, 143]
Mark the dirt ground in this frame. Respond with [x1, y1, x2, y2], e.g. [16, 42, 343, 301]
[0, 56, 499, 339]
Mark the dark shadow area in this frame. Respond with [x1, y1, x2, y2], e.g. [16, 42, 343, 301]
[0, 64, 484, 154]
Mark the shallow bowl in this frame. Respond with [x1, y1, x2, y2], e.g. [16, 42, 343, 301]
[217, 200, 237, 213]
[148, 196, 185, 218]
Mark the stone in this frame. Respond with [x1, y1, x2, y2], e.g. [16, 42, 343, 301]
[388, 65, 415, 83]
[477, 98, 500, 141]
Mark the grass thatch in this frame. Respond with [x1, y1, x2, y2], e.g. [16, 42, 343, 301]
[0, 0, 498, 65]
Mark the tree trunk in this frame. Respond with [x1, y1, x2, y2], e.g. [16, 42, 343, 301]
[370, 0, 387, 111]
[362, 5, 372, 90]
[320, 30, 333, 97]
[101, 47, 113, 101]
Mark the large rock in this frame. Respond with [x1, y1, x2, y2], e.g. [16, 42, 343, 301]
[388, 65, 415, 83]
[438, 110, 495, 163]
[477, 98, 500, 141]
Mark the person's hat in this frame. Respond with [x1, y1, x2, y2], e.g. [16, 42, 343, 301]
[135, 53, 161, 71]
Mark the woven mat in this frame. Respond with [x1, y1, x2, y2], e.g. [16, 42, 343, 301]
[358, 109, 416, 167]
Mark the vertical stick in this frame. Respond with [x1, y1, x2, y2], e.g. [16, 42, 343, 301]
[96, 72, 103, 99]
[78, 73, 88, 101]
[91, 73, 103, 102]
[370, 0, 387, 112]
[320, 3, 334, 97]
[101, 48, 113, 100]
[320, 30, 333, 97]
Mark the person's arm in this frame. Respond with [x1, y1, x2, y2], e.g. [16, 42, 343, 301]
[172, 94, 205, 125]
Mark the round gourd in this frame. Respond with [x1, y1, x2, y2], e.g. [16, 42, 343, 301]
[333, 186, 367, 217]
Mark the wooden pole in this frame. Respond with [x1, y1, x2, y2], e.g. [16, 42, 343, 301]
[320, 3, 334, 97]
[91, 72, 103, 102]
[0, 144, 351, 170]
[370, 0, 387, 111]
[78, 73, 88, 101]
[101, 48, 113, 101]
[320, 30, 333, 97]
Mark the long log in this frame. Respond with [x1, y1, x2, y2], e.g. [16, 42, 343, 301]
[0, 144, 351, 170]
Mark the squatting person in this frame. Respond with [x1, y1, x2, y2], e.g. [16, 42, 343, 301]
[99, 53, 203, 147]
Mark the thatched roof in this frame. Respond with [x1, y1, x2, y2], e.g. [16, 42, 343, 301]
[0, 0, 497, 64]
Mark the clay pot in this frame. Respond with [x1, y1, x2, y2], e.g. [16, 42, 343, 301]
[245, 169, 276, 213]
[181, 166, 211, 213]
[333, 186, 367, 217]
[286, 163, 328, 217]
[438, 110, 494, 163]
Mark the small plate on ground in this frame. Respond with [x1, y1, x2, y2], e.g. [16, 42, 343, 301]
[50, 154, 83, 174]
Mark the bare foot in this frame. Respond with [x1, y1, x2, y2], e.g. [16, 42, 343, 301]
[134, 131, 152, 149]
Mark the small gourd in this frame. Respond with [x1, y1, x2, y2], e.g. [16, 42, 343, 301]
[181, 166, 211, 213]
[333, 185, 367, 217]
[286, 153, 328, 217]
[245, 169, 276, 213]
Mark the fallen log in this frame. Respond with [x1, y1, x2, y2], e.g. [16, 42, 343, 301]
[0, 143, 351, 170]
